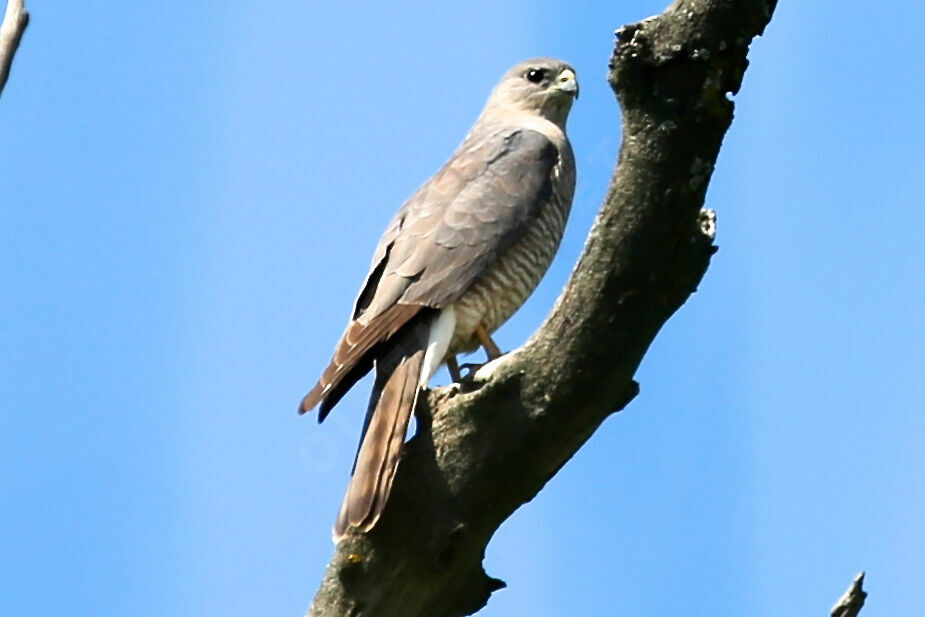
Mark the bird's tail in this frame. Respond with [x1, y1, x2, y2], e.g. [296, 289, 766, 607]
[334, 347, 425, 540]
[331, 307, 456, 541]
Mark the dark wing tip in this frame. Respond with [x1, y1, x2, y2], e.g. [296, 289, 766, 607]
[318, 399, 334, 424]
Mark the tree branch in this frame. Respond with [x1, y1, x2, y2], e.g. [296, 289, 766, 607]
[308, 1, 777, 615]
[0, 0, 28, 100]
[831, 573, 866, 617]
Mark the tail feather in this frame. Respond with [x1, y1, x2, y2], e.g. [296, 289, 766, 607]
[329, 306, 456, 541]
[334, 349, 424, 539]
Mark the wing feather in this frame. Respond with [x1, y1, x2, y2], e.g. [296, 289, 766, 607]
[388, 127, 560, 308]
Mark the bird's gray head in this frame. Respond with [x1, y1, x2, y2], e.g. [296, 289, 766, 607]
[484, 58, 578, 128]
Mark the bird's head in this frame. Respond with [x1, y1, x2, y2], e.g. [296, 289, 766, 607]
[485, 58, 578, 128]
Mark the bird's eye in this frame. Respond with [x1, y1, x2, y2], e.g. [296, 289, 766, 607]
[525, 68, 546, 83]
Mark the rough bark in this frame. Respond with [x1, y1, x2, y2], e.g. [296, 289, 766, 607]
[0, 0, 28, 99]
[309, 1, 777, 615]
[831, 573, 866, 617]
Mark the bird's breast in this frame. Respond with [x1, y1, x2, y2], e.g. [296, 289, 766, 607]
[448, 167, 571, 356]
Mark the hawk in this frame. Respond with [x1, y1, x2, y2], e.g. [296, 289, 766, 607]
[300, 58, 578, 540]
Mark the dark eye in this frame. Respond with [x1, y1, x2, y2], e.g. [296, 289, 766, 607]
[525, 68, 546, 83]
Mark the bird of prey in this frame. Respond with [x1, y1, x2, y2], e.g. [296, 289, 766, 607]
[300, 58, 578, 540]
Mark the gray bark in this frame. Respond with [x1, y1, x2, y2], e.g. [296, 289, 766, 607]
[309, 1, 777, 615]
[0, 0, 28, 99]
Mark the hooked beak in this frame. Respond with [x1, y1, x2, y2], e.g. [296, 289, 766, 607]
[556, 68, 579, 99]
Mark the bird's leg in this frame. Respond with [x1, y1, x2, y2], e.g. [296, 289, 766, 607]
[446, 356, 462, 383]
[457, 323, 505, 381]
[475, 322, 503, 361]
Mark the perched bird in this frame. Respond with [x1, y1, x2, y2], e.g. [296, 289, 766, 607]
[300, 58, 578, 540]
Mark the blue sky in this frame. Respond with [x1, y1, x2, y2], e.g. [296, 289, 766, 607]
[1, 1, 922, 615]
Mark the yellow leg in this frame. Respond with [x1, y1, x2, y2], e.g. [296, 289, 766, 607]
[474, 323, 502, 361]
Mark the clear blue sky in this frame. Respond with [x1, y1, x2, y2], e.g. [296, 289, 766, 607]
[2, 1, 922, 615]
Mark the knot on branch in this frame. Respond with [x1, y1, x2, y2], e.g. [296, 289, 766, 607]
[698, 208, 717, 242]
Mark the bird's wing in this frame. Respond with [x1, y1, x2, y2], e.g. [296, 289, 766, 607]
[367, 126, 560, 312]
[299, 303, 425, 419]
[300, 126, 560, 418]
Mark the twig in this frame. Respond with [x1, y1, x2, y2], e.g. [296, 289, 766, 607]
[0, 0, 29, 99]
[831, 572, 867, 617]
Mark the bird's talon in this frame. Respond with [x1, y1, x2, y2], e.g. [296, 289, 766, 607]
[458, 362, 485, 381]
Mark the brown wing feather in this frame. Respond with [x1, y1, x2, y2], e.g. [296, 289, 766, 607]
[333, 348, 425, 539]
[299, 303, 422, 415]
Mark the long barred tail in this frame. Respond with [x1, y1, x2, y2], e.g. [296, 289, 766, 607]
[332, 307, 456, 541]
[334, 347, 425, 539]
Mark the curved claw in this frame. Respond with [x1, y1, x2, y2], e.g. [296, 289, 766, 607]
[458, 362, 486, 381]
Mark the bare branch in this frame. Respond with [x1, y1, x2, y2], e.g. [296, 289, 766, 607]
[308, 1, 777, 615]
[831, 573, 867, 617]
[0, 0, 29, 99]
